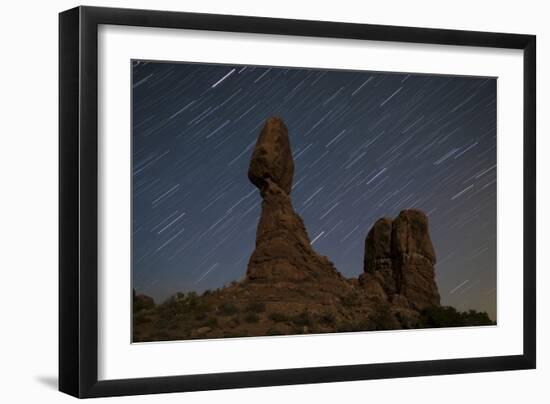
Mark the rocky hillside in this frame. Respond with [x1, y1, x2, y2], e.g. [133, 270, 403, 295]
[133, 117, 493, 342]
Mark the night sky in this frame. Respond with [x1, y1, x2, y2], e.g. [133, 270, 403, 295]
[132, 61, 497, 320]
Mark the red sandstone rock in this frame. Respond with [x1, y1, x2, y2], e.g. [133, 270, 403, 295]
[246, 117, 341, 285]
[361, 209, 440, 310]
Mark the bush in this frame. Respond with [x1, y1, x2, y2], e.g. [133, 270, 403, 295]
[151, 331, 170, 340]
[340, 292, 360, 307]
[336, 321, 357, 332]
[319, 310, 336, 326]
[244, 313, 260, 323]
[133, 312, 151, 325]
[266, 327, 283, 336]
[194, 311, 207, 321]
[133, 291, 155, 312]
[202, 316, 219, 328]
[218, 302, 239, 316]
[268, 312, 289, 322]
[158, 291, 209, 319]
[336, 319, 372, 333]
[233, 330, 250, 338]
[419, 306, 494, 328]
[292, 309, 312, 327]
[245, 301, 266, 313]
[229, 315, 241, 327]
[369, 303, 396, 330]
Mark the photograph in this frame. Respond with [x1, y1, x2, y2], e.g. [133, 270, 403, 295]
[131, 61, 497, 342]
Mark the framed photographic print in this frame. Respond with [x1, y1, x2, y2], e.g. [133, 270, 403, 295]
[59, 6, 536, 398]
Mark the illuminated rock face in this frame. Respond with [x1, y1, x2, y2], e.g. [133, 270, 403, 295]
[246, 117, 341, 284]
[361, 209, 440, 311]
[246, 117, 439, 312]
[248, 116, 294, 195]
[133, 118, 464, 343]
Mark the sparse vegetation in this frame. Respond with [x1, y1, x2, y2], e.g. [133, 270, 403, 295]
[291, 309, 312, 327]
[233, 330, 250, 338]
[230, 315, 241, 326]
[268, 312, 289, 322]
[194, 311, 207, 321]
[245, 301, 266, 313]
[419, 306, 494, 328]
[368, 303, 396, 330]
[244, 312, 260, 323]
[131, 117, 494, 344]
[319, 310, 337, 326]
[218, 302, 239, 316]
[133, 312, 151, 325]
[133, 290, 495, 342]
[340, 292, 361, 307]
[133, 289, 155, 312]
[266, 327, 283, 336]
[336, 319, 372, 333]
[202, 316, 219, 328]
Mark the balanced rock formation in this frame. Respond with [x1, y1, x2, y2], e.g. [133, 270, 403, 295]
[360, 209, 440, 311]
[246, 117, 342, 284]
[131, 117, 488, 343]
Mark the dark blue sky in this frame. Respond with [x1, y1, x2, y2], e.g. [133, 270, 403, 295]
[132, 61, 496, 319]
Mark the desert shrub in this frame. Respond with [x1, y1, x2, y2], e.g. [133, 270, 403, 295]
[268, 312, 289, 322]
[151, 331, 170, 340]
[233, 330, 250, 338]
[419, 306, 494, 328]
[133, 312, 151, 325]
[336, 321, 356, 332]
[158, 291, 210, 319]
[420, 306, 462, 327]
[462, 309, 495, 326]
[340, 292, 361, 307]
[369, 303, 396, 330]
[154, 317, 171, 330]
[218, 302, 239, 316]
[194, 311, 207, 321]
[336, 319, 372, 333]
[319, 310, 336, 326]
[266, 327, 283, 336]
[192, 303, 210, 321]
[133, 291, 155, 312]
[229, 315, 241, 327]
[245, 301, 266, 313]
[182, 291, 198, 307]
[292, 309, 312, 327]
[217, 328, 249, 338]
[202, 316, 219, 328]
[394, 311, 412, 329]
[244, 313, 260, 323]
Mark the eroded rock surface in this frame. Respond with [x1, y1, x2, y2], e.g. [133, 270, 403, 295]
[133, 117, 456, 343]
[246, 117, 342, 285]
[359, 209, 440, 311]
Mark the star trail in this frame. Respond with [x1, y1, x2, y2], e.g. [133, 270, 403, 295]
[132, 60, 497, 319]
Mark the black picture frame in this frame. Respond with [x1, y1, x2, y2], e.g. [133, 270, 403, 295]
[59, 5, 536, 398]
